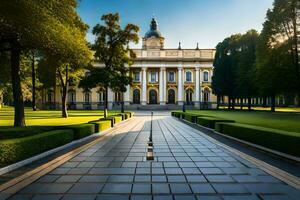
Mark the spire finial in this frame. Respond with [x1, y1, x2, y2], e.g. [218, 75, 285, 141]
[178, 42, 181, 49]
[196, 42, 199, 50]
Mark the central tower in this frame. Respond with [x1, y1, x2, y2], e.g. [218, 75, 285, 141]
[142, 18, 165, 49]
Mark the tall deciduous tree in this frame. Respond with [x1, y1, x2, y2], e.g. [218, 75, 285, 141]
[80, 13, 139, 117]
[0, 0, 91, 125]
[235, 30, 259, 110]
[212, 34, 241, 110]
[256, 15, 298, 112]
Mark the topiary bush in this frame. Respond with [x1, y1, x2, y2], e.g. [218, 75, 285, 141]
[67, 124, 95, 140]
[111, 115, 122, 123]
[100, 117, 114, 127]
[89, 120, 112, 132]
[124, 112, 134, 118]
[215, 122, 300, 157]
[0, 129, 74, 166]
[197, 117, 235, 129]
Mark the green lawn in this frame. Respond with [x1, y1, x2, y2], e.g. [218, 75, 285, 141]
[0, 106, 121, 126]
[185, 110, 300, 133]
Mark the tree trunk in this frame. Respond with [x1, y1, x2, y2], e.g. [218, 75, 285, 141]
[271, 95, 276, 112]
[121, 92, 124, 113]
[216, 95, 220, 110]
[240, 98, 243, 110]
[11, 43, 26, 127]
[59, 65, 68, 118]
[31, 51, 36, 111]
[247, 97, 251, 110]
[61, 84, 68, 118]
[104, 86, 108, 118]
[228, 97, 231, 110]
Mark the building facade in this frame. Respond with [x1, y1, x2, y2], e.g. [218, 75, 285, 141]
[41, 18, 217, 110]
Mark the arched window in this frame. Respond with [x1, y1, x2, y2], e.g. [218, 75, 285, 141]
[203, 71, 209, 82]
[186, 89, 193, 104]
[68, 90, 76, 103]
[98, 90, 106, 102]
[84, 91, 91, 102]
[115, 92, 122, 102]
[149, 89, 158, 104]
[203, 88, 210, 102]
[185, 71, 192, 82]
[133, 89, 140, 104]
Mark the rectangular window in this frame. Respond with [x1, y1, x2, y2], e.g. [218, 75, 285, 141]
[150, 72, 157, 83]
[203, 72, 209, 82]
[186, 71, 192, 82]
[133, 71, 140, 82]
[168, 72, 175, 82]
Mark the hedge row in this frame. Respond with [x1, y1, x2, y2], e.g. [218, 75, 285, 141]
[215, 122, 300, 157]
[197, 117, 235, 129]
[0, 112, 134, 166]
[0, 129, 74, 166]
[172, 111, 300, 157]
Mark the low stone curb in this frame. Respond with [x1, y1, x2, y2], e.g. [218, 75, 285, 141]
[176, 117, 300, 164]
[0, 117, 132, 176]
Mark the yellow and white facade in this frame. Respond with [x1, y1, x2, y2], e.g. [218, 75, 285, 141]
[42, 18, 216, 110]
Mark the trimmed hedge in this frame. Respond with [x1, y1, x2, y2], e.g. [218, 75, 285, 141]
[116, 113, 126, 120]
[197, 117, 235, 129]
[0, 129, 74, 166]
[89, 120, 112, 132]
[124, 112, 134, 118]
[100, 117, 114, 127]
[215, 122, 300, 157]
[0, 126, 55, 139]
[171, 111, 183, 118]
[67, 124, 95, 140]
[112, 115, 122, 123]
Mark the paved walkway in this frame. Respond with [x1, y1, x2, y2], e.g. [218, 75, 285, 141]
[7, 115, 300, 200]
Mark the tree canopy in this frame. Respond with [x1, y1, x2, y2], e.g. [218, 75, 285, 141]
[80, 13, 139, 116]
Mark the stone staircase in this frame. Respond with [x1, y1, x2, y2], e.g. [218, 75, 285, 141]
[125, 104, 183, 110]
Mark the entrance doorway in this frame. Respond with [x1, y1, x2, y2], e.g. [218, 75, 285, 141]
[149, 89, 158, 104]
[133, 89, 140, 104]
[168, 89, 175, 104]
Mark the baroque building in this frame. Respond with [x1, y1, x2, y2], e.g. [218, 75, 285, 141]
[41, 18, 217, 110]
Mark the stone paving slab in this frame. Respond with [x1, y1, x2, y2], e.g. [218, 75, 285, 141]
[6, 115, 300, 200]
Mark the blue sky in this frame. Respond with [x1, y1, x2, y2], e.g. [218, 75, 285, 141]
[77, 0, 273, 49]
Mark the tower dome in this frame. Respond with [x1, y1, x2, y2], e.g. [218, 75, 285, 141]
[144, 18, 163, 38]
[143, 18, 165, 49]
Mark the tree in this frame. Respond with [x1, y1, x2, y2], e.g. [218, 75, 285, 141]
[212, 34, 241, 110]
[80, 13, 139, 117]
[0, 0, 91, 125]
[268, 0, 300, 104]
[235, 30, 259, 110]
[255, 1, 299, 112]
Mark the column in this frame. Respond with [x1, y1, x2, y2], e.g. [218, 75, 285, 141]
[124, 85, 130, 105]
[159, 68, 164, 105]
[177, 66, 183, 105]
[163, 68, 167, 103]
[107, 88, 114, 109]
[141, 67, 147, 105]
[195, 66, 200, 108]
